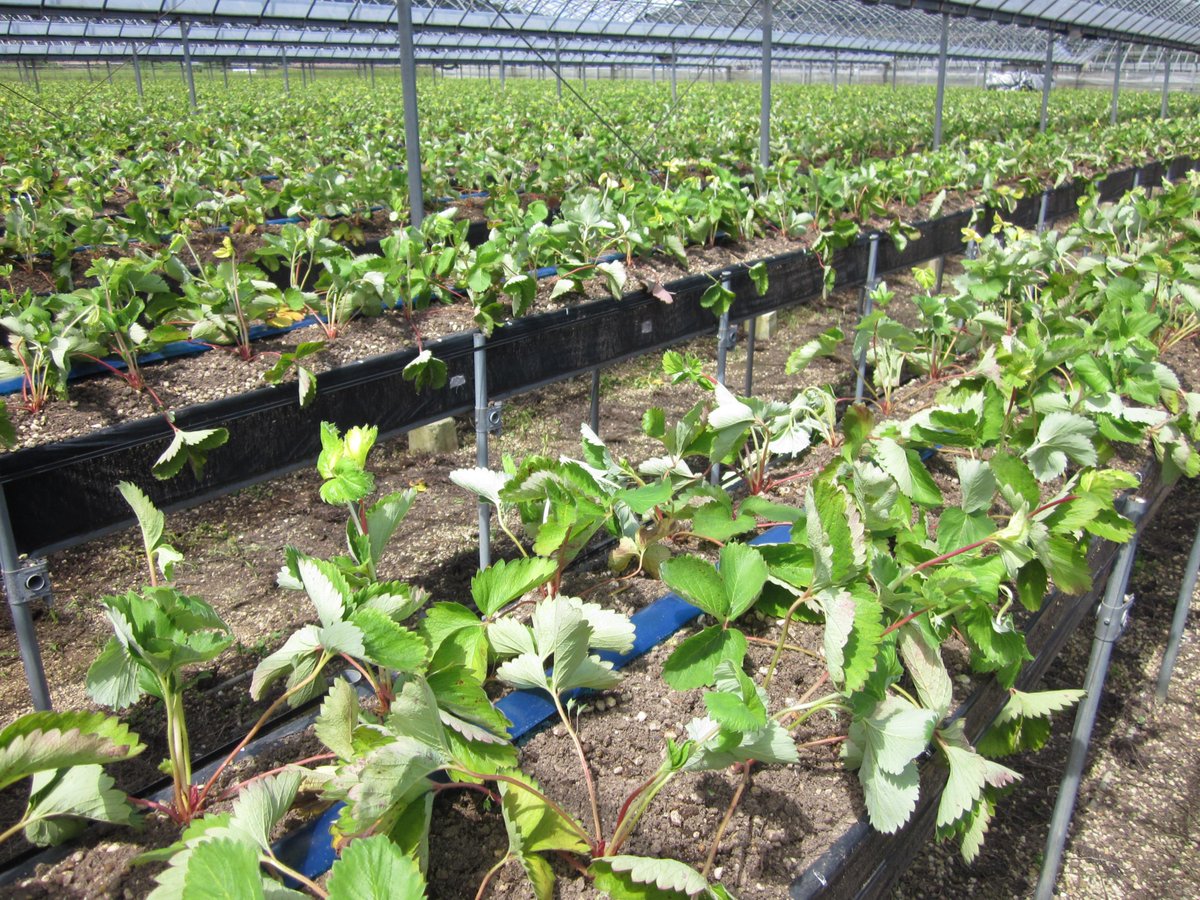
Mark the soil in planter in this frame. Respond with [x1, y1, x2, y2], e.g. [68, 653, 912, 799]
[0, 270, 874, 884]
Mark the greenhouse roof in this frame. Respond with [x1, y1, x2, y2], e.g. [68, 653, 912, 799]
[0, 1, 1197, 64]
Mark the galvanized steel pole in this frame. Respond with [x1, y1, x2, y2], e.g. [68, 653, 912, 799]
[1040, 34, 1054, 133]
[0, 490, 52, 711]
[760, 0, 772, 168]
[1161, 53, 1172, 118]
[1111, 43, 1124, 125]
[474, 334, 491, 569]
[132, 49, 143, 98]
[395, 0, 425, 229]
[1035, 498, 1147, 900]
[180, 20, 197, 110]
[933, 13, 949, 150]
[282, 51, 290, 94]
[671, 43, 678, 103]
[1156, 516, 1200, 701]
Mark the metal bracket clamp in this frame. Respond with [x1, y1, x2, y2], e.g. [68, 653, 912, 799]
[3, 558, 52, 607]
[476, 402, 503, 437]
[722, 323, 739, 351]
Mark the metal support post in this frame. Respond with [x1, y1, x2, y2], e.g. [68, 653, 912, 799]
[833, 49, 839, 90]
[29, 60, 40, 94]
[712, 273, 733, 487]
[744, 316, 757, 397]
[395, 0, 425, 229]
[106, 60, 113, 83]
[282, 52, 290, 94]
[86, 60, 93, 81]
[223, 62, 229, 89]
[855, 236, 880, 403]
[1, 489, 52, 711]
[589, 369, 601, 436]
[1037, 189, 1051, 233]
[891, 55, 897, 90]
[1035, 497, 1148, 900]
[370, 61, 376, 89]
[1111, 43, 1124, 125]
[180, 21, 197, 110]
[556, 46, 563, 100]
[1156, 516, 1200, 701]
[474, 334, 492, 570]
[133, 50, 143, 98]
[670, 44, 678, 103]
[1161, 54, 1172, 118]
[1040, 34, 1054, 134]
[760, 0, 772, 169]
[499, 52, 505, 89]
[933, 13, 949, 150]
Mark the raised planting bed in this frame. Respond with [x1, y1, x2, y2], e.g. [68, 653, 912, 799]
[3, 170, 1200, 898]
[1, 157, 1189, 559]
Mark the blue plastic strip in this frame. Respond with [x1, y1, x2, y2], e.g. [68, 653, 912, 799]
[276, 523, 793, 879]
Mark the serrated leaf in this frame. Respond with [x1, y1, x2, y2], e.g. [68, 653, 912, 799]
[955, 458, 996, 515]
[150, 837, 266, 900]
[721, 543, 769, 620]
[820, 586, 883, 694]
[662, 626, 747, 691]
[315, 679, 359, 761]
[297, 556, 351, 628]
[1025, 412, 1097, 481]
[326, 834, 425, 900]
[500, 771, 589, 857]
[118, 480, 164, 553]
[876, 439, 942, 507]
[786, 327, 843, 375]
[152, 427, 230, 481]
[0, 711, 144, 793]
[604, 855, 713, 897]
[228, 770, 302, 852]
[937, 742, 1020, 829]
[349, 608, 428, 673]
[470, 557, 558, 618]
[898, 625, 953, 719]
[990, 451, 1039, 509]
[660, 556, 728, 620]
[703, 660, 767, 733]
[402, 349, 448, 391]
[449, 467, 510, 506]
[23, 765, 138, 846]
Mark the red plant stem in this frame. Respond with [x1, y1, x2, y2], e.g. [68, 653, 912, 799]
[610, 772, 659, 845]
[763, 467, 820, 492]
[882, 494, 1080, 637]
[796, 734, 848, 751]
[703, 761, 752, 878]
[217, 753, 337, 801]
[431, 781, 501, 804]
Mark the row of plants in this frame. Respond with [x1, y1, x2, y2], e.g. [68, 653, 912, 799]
[2, 102, 1198, 472]
[4, 171, 1199, 897]
[6, 79, 1197, 269]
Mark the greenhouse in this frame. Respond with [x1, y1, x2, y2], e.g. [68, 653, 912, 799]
[1, 0, 1199, 896]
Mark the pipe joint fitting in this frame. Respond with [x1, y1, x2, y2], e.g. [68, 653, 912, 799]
[2, 558, 52, 608]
